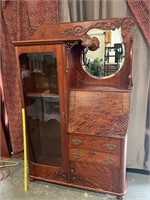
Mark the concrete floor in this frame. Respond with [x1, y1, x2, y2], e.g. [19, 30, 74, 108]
[0, 159, 150, 200]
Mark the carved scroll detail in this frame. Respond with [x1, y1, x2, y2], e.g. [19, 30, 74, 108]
[65, 41, 78, 73]
[27, 26, 37, 36]
[71, 169, 96, 188]
[81, 34, 99, 51]
[65, 41, 78, 55]
[62, 26, 88, 36]
[62, 18, 135, 38]
[93, 18, 134, 31]
[58, 170, 66, 178]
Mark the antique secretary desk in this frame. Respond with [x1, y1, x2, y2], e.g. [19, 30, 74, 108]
[13, 17, 134, 199]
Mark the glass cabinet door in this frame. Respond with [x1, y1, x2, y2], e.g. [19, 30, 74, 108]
[19, 52, 62, 167]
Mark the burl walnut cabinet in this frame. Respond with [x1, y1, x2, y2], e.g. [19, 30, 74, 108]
[13, 17, 135, 199]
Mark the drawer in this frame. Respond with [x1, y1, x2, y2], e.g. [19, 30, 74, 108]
[70, 161, 121, 192]
[69, 134, 121, 154]
[69, 148, 120, 167]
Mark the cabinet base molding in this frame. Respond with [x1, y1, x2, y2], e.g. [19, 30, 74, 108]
[29, 175, 126, 199]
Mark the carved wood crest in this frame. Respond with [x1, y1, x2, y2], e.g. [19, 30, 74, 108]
[62, 18, 135, 38]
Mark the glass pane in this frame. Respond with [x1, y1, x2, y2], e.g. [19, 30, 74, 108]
[19, 53, 62, 167]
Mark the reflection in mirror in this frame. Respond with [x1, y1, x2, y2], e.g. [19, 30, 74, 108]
[19, 53, 62, 167]
[82, 28, 125, 79]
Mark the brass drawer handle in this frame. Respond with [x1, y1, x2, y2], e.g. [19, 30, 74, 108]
[72, 139, 82, 146]
[105, 144, 117, 150]
[73, 153, 81, 159]
[105, 158, 115, 164]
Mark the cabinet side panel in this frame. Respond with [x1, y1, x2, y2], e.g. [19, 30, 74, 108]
[68, 91, 76, 133]
[123, 93, 130, 114]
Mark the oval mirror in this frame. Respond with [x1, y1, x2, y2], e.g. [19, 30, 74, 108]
[82, 28, 125, 79]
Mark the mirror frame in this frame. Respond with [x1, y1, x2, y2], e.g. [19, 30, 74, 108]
[81, 28, 125, 79]
[61, 17, 135, 88]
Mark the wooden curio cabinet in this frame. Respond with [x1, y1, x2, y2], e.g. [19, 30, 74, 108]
[13, 17, 135, 199]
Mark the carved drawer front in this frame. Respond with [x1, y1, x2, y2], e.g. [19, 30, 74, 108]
[69, 134, 120, 154]
[69, 148, 120, 168]
[70, 161, 120, 192]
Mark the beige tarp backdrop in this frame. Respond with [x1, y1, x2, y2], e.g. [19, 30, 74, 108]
[1, 0, 58, 154]
[59, 0, 150, 171]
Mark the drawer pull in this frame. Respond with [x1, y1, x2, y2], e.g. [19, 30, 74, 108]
[72, 139, 82, 146]
[105, 144, 117, 150]
[106, 158, 115, 164]
[73, 153, 81, 159]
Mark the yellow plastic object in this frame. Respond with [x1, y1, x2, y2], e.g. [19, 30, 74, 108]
[22, 108, 28, 191]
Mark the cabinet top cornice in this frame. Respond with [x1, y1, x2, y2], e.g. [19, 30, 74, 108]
[13, 17, 135, 44]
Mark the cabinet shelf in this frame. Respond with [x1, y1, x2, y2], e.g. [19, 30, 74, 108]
[69, 85, 129, 92]
[25, 92, 59, 98]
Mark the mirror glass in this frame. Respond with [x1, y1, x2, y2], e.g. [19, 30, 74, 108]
[82, 28, 125, 79]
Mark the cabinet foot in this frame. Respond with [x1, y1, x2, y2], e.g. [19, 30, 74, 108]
[117, 196, 124, 200]
[29, 177, 35, 182]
